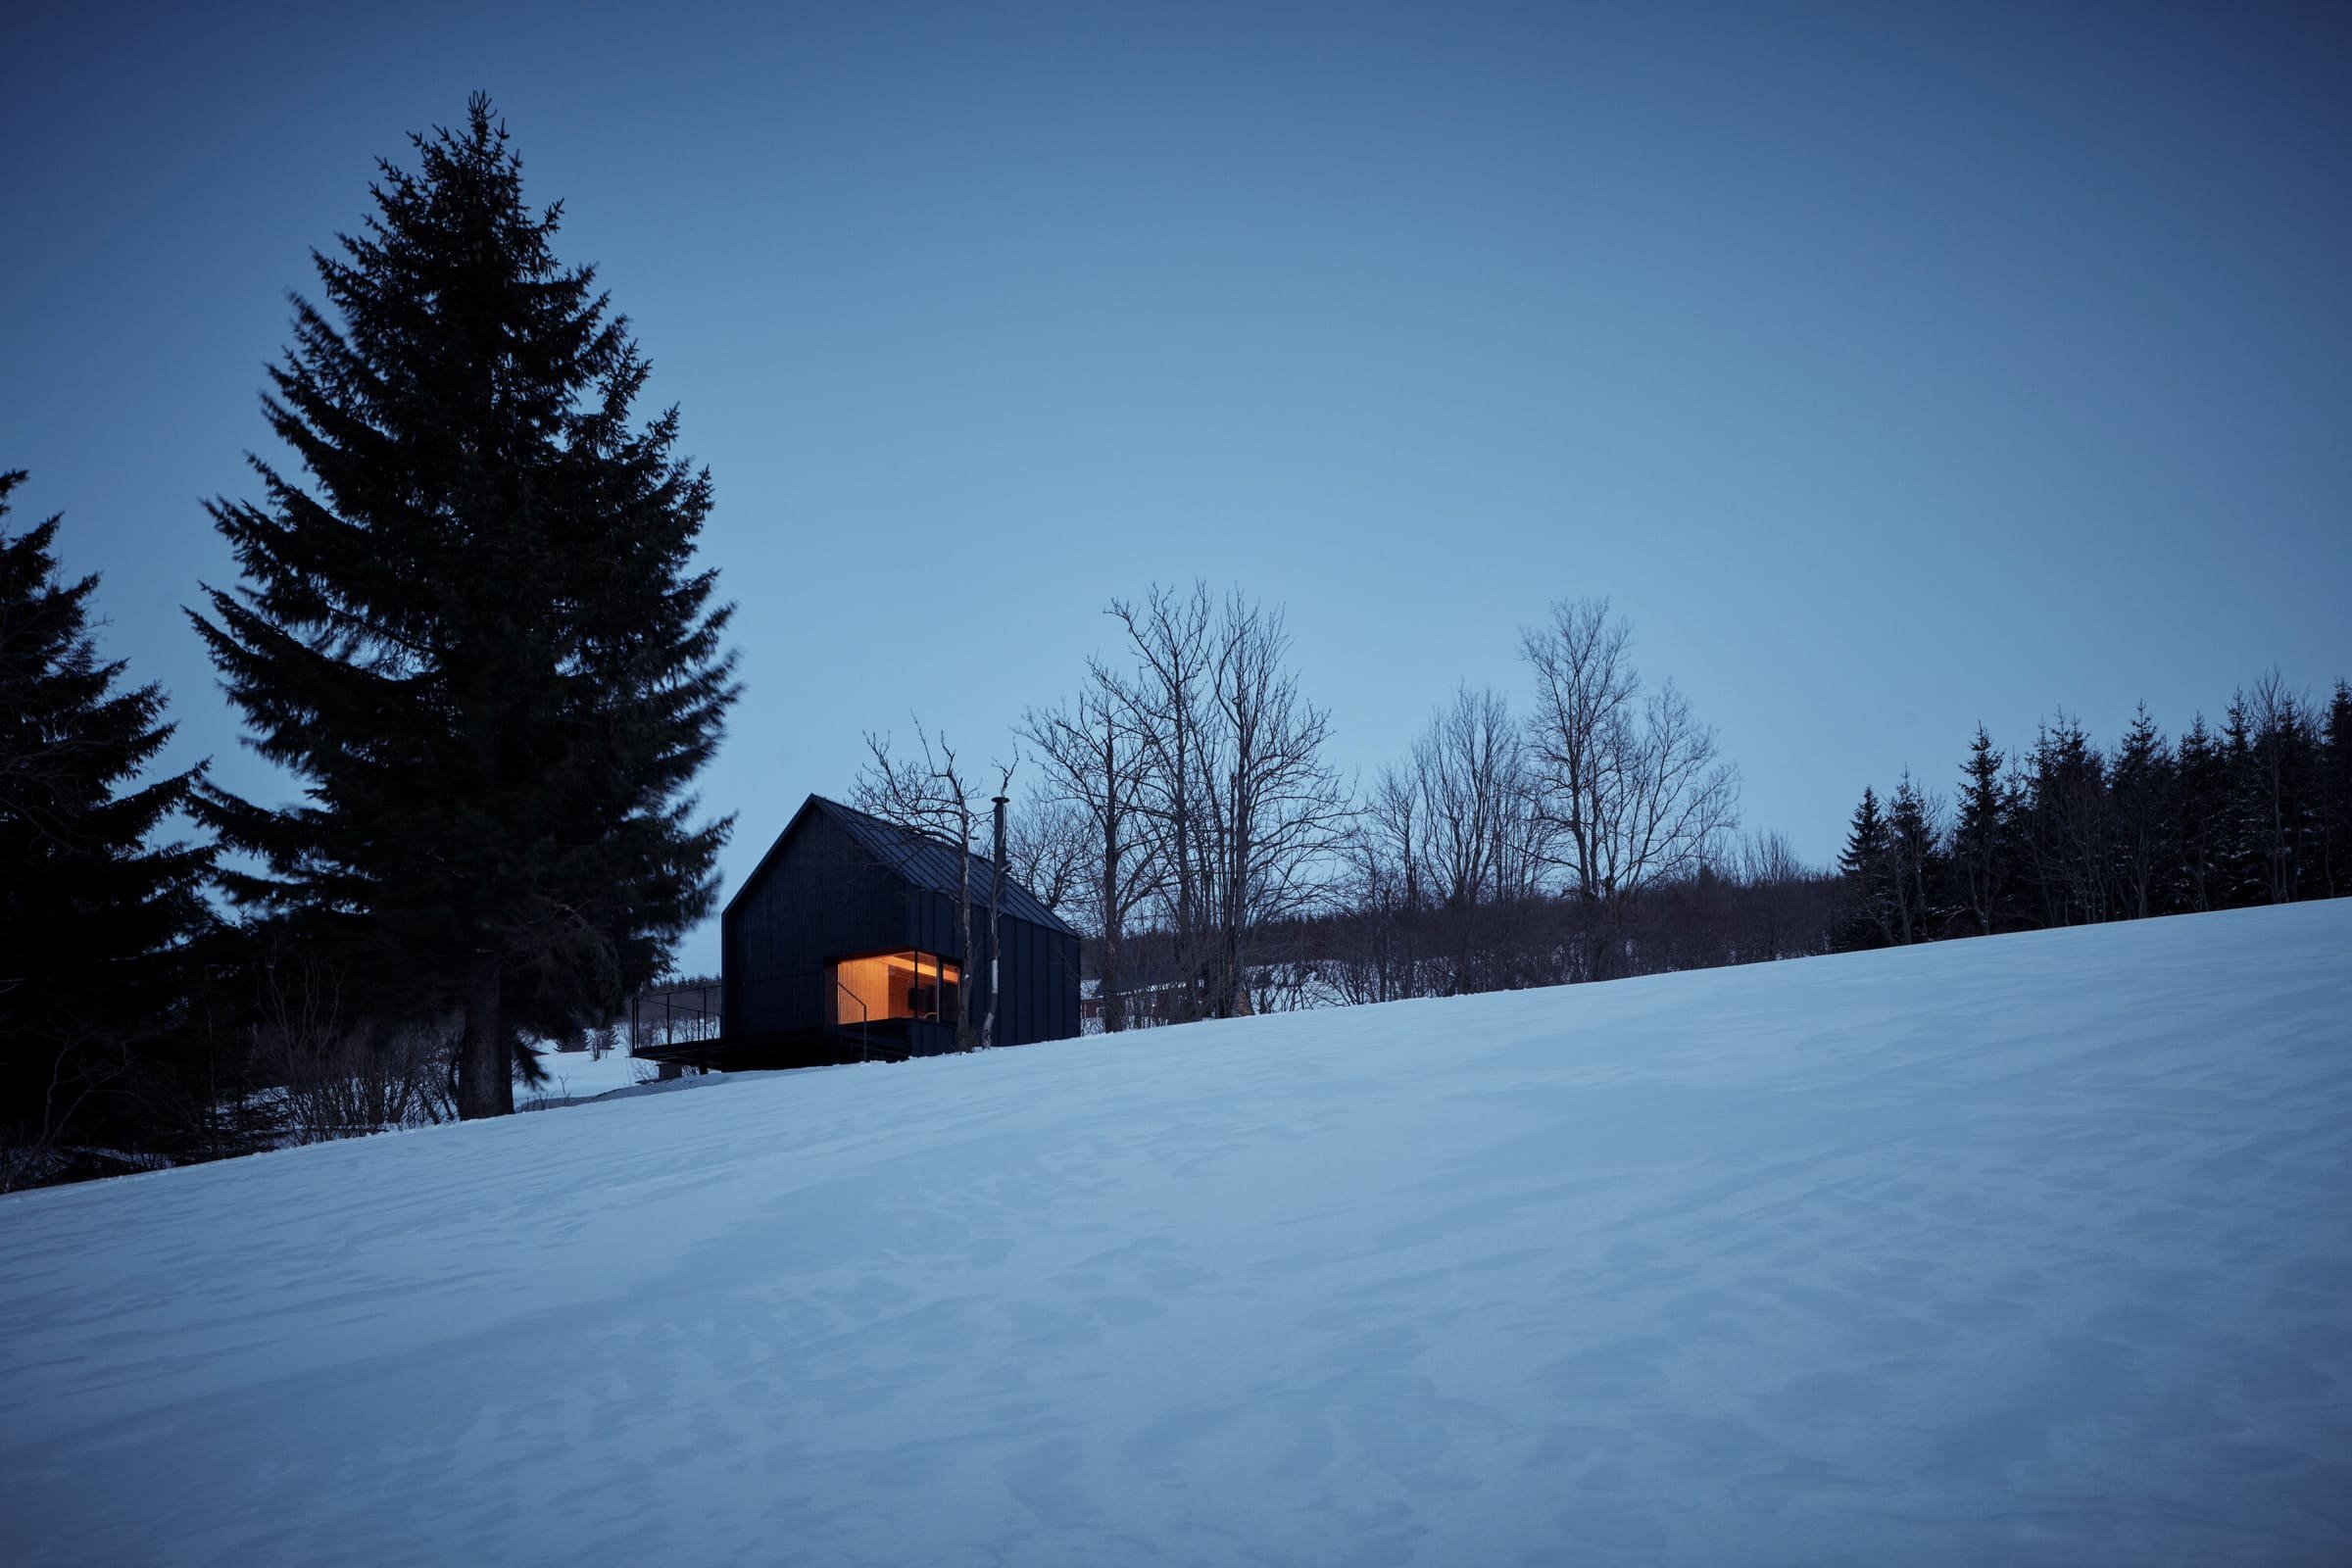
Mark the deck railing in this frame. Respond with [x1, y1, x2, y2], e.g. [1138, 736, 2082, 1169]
[834, 977, 871, 1061]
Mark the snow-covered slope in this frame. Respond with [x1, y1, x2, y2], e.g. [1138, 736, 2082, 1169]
[3, 904, 2348, 1566]
[514, 1044, 663, 1106]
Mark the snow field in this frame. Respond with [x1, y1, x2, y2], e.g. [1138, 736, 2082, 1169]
[1, 901, 2347, 1565]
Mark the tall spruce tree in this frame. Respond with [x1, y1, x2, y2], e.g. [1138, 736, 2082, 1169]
[2107, 704, 2173, 921]
[1884, 769, 1940, 945]
[2216, 699, 2265, 908]
[1, 473, 214, 1184]
[1947, 725, 2012, 936]
[2023, 715, 2108, 926]
[191, 98, 738, 1119]
[1835, 785, 1892, 950]
[2244, 675, 2323, 905]
[2171, 715, 2223, 913]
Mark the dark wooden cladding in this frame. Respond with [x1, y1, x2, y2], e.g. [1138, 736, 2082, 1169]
[653, 794, 1080, 1072]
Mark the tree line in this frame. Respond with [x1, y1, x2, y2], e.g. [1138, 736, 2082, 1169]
[826, 581, 1847, 1037]
[1835, 676, 2352, 952]
[954, 590, 2344, 1026]
[994, 587, 1832, 1022]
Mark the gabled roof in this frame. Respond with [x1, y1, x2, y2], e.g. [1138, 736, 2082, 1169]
[726, 793, 1078, 937]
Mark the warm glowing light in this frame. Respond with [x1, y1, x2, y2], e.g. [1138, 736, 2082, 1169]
[833, 951, 960, 1025]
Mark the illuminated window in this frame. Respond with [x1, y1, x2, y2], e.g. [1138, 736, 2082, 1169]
[831, 951, 959, 1026]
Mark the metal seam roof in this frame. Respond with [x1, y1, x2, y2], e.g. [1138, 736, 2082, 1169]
[809, 795, 1078, 937]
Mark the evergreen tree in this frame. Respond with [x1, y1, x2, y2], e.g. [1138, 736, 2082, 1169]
[1884, 769, 1940, 945]
[2216, 699, 2264, 907]
[2022, 715, 2107, 926]
[2171, 714, 2228, 913]
[1835, 785, 1892, 950]
[2244, 674, 2323, 905]
[1996, 765, 2036, 926]
[2323, 680, 2352, 900]
[1947, 725, 2012, 936]
[2107, 703, 2173, 920]
[1, 472, 213, 1185]
[190, 98, 739, 1119]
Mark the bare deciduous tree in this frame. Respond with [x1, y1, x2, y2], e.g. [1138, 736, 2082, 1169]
[853, 721, 989, 1048]
[1021, 665, 1157, 1030]
[1193, 591, 1353, 1015]
[1734, 829, 1829, 961]
[1102, 584, 1349, 1020]
[1354, 685, 1544, 996]
[1006, 795, 1090, 918]
[1520, 596, 1739, 977]
[250, 944, 455, 1143]
[1107, 584, 1216, 1017]
[0, 1020, 136, 1194]
[1347, 756, 1429, 1003]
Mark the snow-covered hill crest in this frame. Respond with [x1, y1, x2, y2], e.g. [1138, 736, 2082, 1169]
[3, 903, 2348, 1565]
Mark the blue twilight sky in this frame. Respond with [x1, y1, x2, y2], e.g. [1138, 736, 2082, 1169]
[4, 2, 2347, 974]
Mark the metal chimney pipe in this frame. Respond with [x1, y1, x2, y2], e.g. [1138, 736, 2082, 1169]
[985, 795, 1009, 1049]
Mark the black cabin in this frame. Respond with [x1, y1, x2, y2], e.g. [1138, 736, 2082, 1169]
[639, 794, 1081, 1071]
